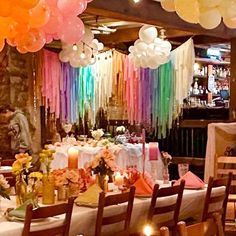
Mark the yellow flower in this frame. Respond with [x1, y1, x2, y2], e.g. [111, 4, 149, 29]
[29, 172, 43, 180]
[12, 160, 23, 175]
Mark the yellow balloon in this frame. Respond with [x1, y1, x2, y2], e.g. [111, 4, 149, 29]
[198, 0, 222, 8]
[199, 8, 222, 29]
[175, 0, 199, 23]
[29, 2, 50, 28]
[0, 1, 11, 17]
[17, 0, 40, 10]
[161, 0, 175, 12]
[223, 17, 236, 28]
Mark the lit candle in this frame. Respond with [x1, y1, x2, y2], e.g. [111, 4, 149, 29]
[143, 225, 153, 236]
[67, 147, 79, 169]
[114, 172, 124, 186]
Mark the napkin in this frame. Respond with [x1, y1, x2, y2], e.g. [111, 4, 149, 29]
[174, 171, 205, 189]
[133, 175, 153, 196]
[8, 199, 38, 219]
[74, 184, 103, 207]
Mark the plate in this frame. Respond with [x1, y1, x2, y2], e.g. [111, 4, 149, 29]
[4, 208, 46, 222]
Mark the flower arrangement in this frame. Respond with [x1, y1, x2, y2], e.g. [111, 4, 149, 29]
[0, 174, 10, 200]
[52, 168, 92, 194]
[87, 148, 117, 176]
[91, 129, 104, 141]
[116, 126, 126, 134]
[39, 146, 55, 174]
[12, 153, 32, 176]
[161, 151, 172, 167]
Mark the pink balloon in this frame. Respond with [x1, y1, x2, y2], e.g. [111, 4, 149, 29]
[59, 16, 85, 44]
[57, 0, 87, 16]
[45, 0, 58, 7]
[45, 34, 53, 43]
[42, 7, 63, 34]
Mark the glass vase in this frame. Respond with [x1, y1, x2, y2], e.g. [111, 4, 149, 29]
[42, 174, 55, 205]
[15, 174, 27, 206]
[96, 174, 108, 192]
[162, 166, 170, 184]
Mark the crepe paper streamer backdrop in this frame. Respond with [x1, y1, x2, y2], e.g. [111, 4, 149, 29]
[40, 38, 194, 138]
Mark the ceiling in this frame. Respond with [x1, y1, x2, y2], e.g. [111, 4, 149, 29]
[47, 0, 231, 59]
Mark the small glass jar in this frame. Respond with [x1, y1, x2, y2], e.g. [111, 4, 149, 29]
[57, 185, 68, 201]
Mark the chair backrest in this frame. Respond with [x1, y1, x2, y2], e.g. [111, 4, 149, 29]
[158, 226, 170, 236]
[95, 186, 135, 236]
[216, 156, 236, 188]
[22, 197, 74, 236]
[202, 172, 232, 228]
[147, 179, 185, 229]
[177, 212, 224, 236]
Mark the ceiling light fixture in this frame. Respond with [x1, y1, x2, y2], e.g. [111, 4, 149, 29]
[133, 0, 141, 3]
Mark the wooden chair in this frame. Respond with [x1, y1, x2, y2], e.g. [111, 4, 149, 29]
[216, 156, 236, 221]
[147, 179, 185, 230]
[22, 197, 74, 236]
[177, 212, 224, 236]
[95, 186, 135, 236]
[202, 172, 232, 230]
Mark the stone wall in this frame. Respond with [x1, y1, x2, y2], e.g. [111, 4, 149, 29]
[0, 46, 41, 159]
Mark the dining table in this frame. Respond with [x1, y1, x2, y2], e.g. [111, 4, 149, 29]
[0, 183, 225, 236]
[49, 142, 164, 181]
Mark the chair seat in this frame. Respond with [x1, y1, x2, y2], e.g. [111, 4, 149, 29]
[228, 194, 236, 202]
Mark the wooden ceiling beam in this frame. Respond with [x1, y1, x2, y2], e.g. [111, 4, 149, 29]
[86, 0, 235, 39]
[96, 27, 195, 45]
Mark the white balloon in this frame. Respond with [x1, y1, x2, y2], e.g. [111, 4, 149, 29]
[154, 37, 163, 46]
[136, 41, 148, 51]
[161, 40, 172, 51]
[139, 25, 158, 44]
[82, 27, 94, 44]
[147, 43, 155, 56]
[129, 46, 135, 53]
[59, 50, 70, 62]
[199, 7, 222, 29]
[97, 42, 104, 51]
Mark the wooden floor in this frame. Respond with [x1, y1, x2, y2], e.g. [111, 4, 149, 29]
[225, 202, 236, 235]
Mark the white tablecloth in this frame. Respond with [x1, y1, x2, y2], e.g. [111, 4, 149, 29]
[0, 185, 225, 236]
[204, 122, 236, 182]
[50, 143, 164, 180]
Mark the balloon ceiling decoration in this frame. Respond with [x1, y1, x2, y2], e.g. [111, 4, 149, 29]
[59, 27, 104, 68]
[159, 0, 236, 29]
[128, 25, 172, 69]
[0, 0, 91, 53]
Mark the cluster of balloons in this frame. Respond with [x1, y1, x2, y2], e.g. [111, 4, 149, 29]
[159, 0, 236, 29]
[128, 25, 172, 69]
[0, 0, 92, 53]
[59, 27, 104, 68]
